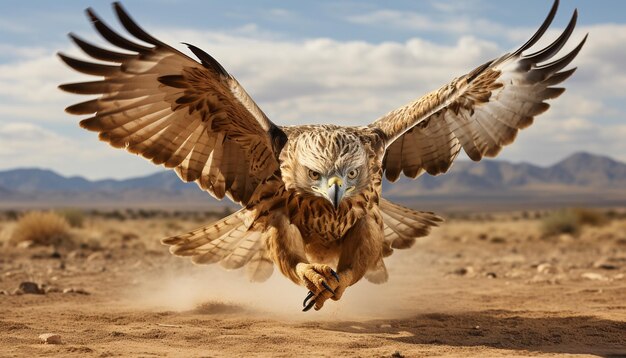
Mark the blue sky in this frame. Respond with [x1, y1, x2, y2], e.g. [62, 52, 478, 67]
[0, 1, 624, 179]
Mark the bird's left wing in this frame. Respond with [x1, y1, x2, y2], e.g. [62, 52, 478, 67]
[369, 0, 586, 182]
[59, 3, 287, 205]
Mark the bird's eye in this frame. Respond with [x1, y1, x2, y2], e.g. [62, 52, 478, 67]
[308, 169, 320, 180]
[347, 169, 359, 179]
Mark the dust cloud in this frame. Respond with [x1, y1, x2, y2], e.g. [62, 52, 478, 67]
[122, 257, 433, 321]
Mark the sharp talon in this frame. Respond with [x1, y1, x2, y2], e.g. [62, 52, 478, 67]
[303, 299, 316, 312]
[303, 291, 314, 307]
[321, 281, 335, 295]
[331, 269, 340, 282]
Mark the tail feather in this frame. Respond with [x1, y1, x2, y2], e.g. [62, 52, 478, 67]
[246, 250, 274, 282]
[380, 198, 443, 250]
[162, 210, 243, 252]
[161, 209, 273, 280]
[220, 231, 263, 269]
[381, 218, 414, 249]
[190, 224, 250, 264]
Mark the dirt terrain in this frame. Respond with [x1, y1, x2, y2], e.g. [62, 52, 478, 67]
[0, 210, 625, 357]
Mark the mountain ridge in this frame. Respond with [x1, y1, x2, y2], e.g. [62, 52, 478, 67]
[1, 152, 625, 209]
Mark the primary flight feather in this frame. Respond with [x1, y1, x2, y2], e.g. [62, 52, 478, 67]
[59, 0, 585, 311]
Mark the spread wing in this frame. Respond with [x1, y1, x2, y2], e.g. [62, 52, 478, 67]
[370, 0, 587, 182]
[59, 2, 287, 205]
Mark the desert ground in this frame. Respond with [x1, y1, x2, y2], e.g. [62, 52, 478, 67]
[0, 208, 625, 357]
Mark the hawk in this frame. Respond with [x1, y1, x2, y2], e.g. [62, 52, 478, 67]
[59, 1, 585, 311]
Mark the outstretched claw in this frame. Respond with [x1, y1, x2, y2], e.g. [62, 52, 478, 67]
[303, 299, 316, 312]
[303, 291, 315, 308]
[321, 281, 335, 294]
[296, 263, 349, 312]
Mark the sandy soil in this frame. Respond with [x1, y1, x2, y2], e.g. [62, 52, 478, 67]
[0, 212, 625, 357]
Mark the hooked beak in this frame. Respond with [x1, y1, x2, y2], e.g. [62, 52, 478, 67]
[326, 176, 345, 209]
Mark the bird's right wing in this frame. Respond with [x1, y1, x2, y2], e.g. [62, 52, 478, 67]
[59, 3, 287, 205]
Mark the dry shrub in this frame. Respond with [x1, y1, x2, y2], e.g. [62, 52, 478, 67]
[573, 208, 608, 227]
[2, 210, 19, 221]
[56, 208, 85, 228]
[541, 208, 608, 237]
[10, 211, 72, 246]
[104, 210, 126, 221]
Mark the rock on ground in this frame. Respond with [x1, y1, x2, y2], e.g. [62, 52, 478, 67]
[39, 333, 62, 345]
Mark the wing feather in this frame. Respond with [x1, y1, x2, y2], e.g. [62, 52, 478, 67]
[59, 3, 286, 205]
[372, 0, 586, 181]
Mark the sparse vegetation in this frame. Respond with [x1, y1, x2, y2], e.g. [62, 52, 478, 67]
[573, 207, 609, 227]
[56, 208, 86, 228]
[10, 211, 72, 246]
[541, 208, 609, 237]
[2, 210, 19, 221]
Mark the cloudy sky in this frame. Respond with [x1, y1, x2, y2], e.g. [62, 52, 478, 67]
[0, 0, 624, 179]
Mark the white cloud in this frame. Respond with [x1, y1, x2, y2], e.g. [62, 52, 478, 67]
[0, 44, 49, 60]
[430, 1, 484, 14]
[0, 49, 82, 122]
[266, 8, 294, 18]
[0, 19, 33, 35]
[0, 121, 157, 180]
[0, 122, 74, 160]
[0, 123, 66, 146]
[345, 9, 509, 36]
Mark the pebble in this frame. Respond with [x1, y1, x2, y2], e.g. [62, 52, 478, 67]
[39, 333, 62, 345]
[537, 263, 557, 274]
[485, 272, 497, 279]
[452, 266, 475, 276]
[593, 260, 619, 270]
[504, 269, 525, 279]
[581, 272, 609, 281]
[86, 252, 105, 262]
[45, 287, 62, 294]
[16, 240, 35, 249]
[63, 288, 90, 295]
[67, 250, 86, 260]
[0, 290, 8, 295]
[558, 234, 574, 242]
[18, 282, 44, 295]
[528, 275, 560, 285]
[500, 254, 526, 264]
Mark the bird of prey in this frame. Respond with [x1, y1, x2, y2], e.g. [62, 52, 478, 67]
[60, 0, 585, 311]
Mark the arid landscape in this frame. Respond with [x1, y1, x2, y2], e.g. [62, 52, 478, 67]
[1, 208, 625, 357]
[1, 0, 625, 357]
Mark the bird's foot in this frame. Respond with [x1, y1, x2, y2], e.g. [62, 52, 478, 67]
[296, 263, 349, 312]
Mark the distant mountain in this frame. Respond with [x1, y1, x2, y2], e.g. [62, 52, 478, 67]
[1, 152, 625, 210]
[547, 152, 626, 186]
[0, 168, 202, 208]
[383, 152, 626, 197]
[0, 185, 13, 197]
[0, 168, 192, 193]
[0, 168, 93, 192]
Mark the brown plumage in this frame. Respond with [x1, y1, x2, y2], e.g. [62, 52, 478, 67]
[59, 0, 585, 311]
